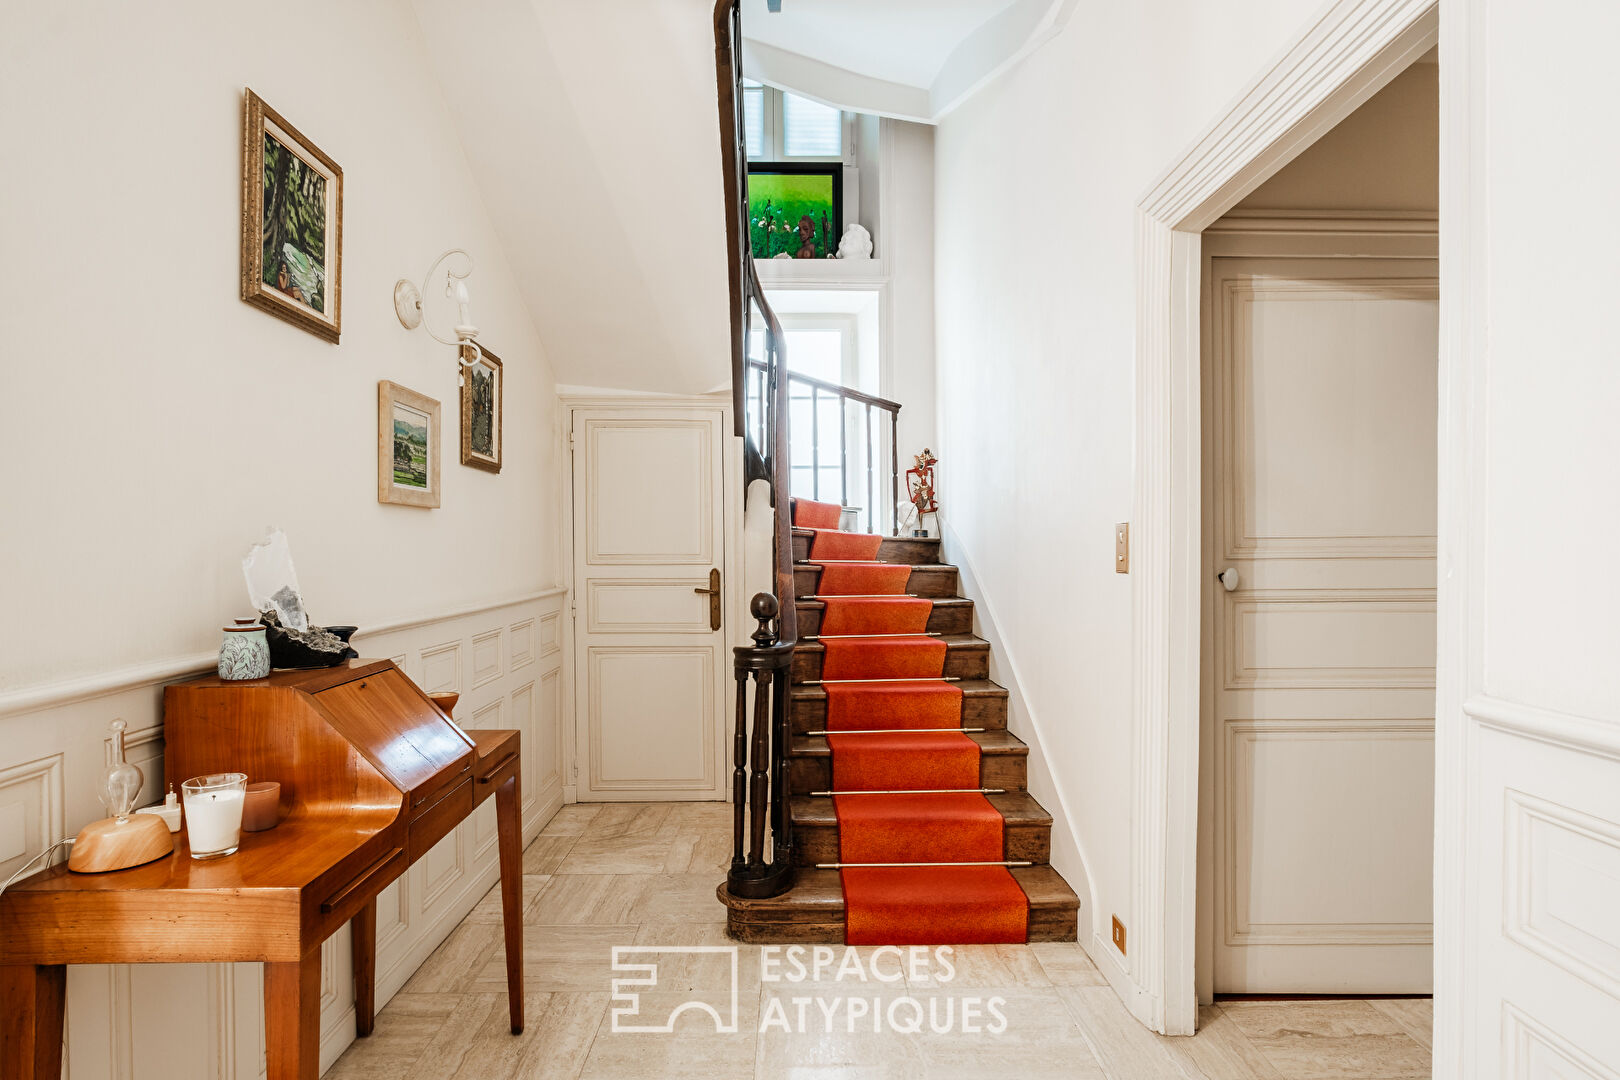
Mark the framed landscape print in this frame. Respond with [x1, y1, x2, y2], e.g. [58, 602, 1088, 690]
[460, 344, 503, 473]
[242, 88, 343, 342]
[378, 382, 440, 508]
[746, 163, 842, 260]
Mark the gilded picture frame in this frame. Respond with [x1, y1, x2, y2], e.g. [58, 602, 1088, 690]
[242, 88, 344, 343]
[378, 382, 440, 508]
[459, 344, 503, 473]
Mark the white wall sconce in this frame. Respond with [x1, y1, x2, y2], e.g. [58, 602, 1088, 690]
[394, 249, 483, 368]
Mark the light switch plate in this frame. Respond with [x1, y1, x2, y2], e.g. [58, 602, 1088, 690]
[1112, 915, 1127, 955]
[1115, 524, 1129, 574]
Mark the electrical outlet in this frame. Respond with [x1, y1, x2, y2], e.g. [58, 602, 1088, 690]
[1115, 524, 1130, 574]
[1111, 915, 1127, 955]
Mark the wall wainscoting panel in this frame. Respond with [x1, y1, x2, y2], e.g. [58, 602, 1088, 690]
[0, 588, 567, 1079]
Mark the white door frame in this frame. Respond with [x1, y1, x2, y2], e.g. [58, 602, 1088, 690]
[557, 392, 744, 803]
[1125, 0, 1440, 1037]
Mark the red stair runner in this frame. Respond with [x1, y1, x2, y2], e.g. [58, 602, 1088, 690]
[791, 498, 1029, 945]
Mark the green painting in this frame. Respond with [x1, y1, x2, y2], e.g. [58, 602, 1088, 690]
[261, 132, 327, 313]
[748, 169, 839, 260]
[392, 405, 429, 489]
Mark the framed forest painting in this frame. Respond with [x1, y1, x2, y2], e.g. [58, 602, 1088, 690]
[460, 344, 503, 473]
[241, 89, 343, 342]
[378, 381, 440, 508]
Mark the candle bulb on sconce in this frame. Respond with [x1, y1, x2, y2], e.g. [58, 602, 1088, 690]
[393, 248, 485, 376]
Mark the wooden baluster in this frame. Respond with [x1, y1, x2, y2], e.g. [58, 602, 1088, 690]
[747, 667, 773, 868]
[731, 665, 749, 871]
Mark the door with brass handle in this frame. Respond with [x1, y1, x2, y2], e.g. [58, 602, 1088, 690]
[695, 568, 722, 631]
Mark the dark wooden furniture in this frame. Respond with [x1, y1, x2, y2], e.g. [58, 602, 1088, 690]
[0, 660, 522, 1080]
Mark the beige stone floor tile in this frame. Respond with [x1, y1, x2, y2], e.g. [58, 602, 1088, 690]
[466, 873, 551, 923]
[677, 826, 737, 874]
[1217, 1000, 1429, 1080]
[628, 872, 747, 922]
[910, 987, 1108, 1079]
[586, 802, 677, 840]
[631, 920, 765, 995]
[1059, 986, 1190, 1079]
[403, 990, 605, 1080]
[655, 801, 736, 832]
[1367, 998, 1432, 1051]
[904, 944, 1050, 989]
[402, 922, 503, 994]
[539, 804, 604, 836]
[1029, 941, 1109, 987]
[519, 923, 641, 993]
[1157, 1005, 1285, 1080]
[325, 993, 462, 1078]
[557, 834, 690, 874]
[581, 989, 760, 1080]
[528, 872, 656, 924]
[757, 985, 926, 1079]
[522, 833, 578, 874]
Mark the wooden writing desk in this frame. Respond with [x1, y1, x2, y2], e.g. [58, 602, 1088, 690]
[0, 660, 523, 1080]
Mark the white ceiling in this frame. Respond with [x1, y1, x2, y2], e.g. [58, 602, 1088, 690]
[741, 0, 1020, 91]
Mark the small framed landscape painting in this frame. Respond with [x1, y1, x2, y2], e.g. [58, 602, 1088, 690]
[241, 88, 343, 342]
[747, 163, 842, 260]
[460, 344, 503, 473]
[378, 382, 440, 508]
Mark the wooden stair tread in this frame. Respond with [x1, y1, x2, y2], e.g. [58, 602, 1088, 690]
[797, 595, 972, 614]
[794, 562, 958, 599]
[719, 866, 1079, 943]
[791, 678, 1008, 703]
[790, 790, 1052, 828]
[791, 529, 941, 567]
[794, 633, 987, 656]
[790, 730, 1028, 758]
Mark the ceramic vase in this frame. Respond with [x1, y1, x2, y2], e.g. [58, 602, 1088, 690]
[219, 621, 271, 681]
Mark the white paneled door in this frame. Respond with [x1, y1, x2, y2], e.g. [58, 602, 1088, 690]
[571, 407, 729, 801]
[1207, 255, 1439, 993]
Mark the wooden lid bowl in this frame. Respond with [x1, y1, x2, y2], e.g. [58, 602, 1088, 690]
[428, 691, 460, 717]
[68, 813, 174, 873]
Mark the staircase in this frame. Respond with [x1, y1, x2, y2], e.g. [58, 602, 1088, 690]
[720, 522, 1081, 944]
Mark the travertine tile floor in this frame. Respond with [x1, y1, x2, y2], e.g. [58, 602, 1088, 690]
[328, 803, 1432, 1080]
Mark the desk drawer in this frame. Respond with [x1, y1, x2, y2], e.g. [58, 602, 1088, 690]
[407, 777, 473, 860]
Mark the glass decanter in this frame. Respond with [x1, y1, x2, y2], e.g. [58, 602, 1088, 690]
[100, 719, 143, 824]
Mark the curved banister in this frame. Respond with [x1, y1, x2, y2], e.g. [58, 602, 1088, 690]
[716, 0, 796, 899]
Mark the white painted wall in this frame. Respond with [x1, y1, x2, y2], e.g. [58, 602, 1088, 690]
[884, 119, 939, 464]
[1437, 0, 1620, 1073]
[0, 1, 565, 1074]
[412, 0, 734, 397]
[931, 0, 1334, 984]
[0, 0, 562, 693]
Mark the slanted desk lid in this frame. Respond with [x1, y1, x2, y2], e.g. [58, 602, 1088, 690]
[313, 666, 474, 802]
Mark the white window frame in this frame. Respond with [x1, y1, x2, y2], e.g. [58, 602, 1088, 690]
[744, 84, 852, 164]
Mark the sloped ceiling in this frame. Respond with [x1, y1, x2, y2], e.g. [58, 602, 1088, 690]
[411, 0, 732, 395]
[742, 0, 1079, 121]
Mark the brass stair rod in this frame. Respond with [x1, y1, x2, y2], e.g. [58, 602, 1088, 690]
[802, 727, 987, 735]
[809, 787, 1006, 796]
[802, 677, 962, 685]
[817, 860, 1034, 869]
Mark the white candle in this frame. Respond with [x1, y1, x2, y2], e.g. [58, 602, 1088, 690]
[182, 776, 247, 858]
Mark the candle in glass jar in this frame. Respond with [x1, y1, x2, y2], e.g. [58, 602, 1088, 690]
[181, 773, 247, 859]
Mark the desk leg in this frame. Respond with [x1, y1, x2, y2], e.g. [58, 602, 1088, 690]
[495, 770, 525, 1034]
[265, 948, 320, 1080]
[351, 899, 377, 1037]
[0, 963, 65, 1079]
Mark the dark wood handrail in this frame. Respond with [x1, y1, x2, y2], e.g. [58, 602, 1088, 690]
[745, 358, 902, 413]
[716, 0, 796, 899]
